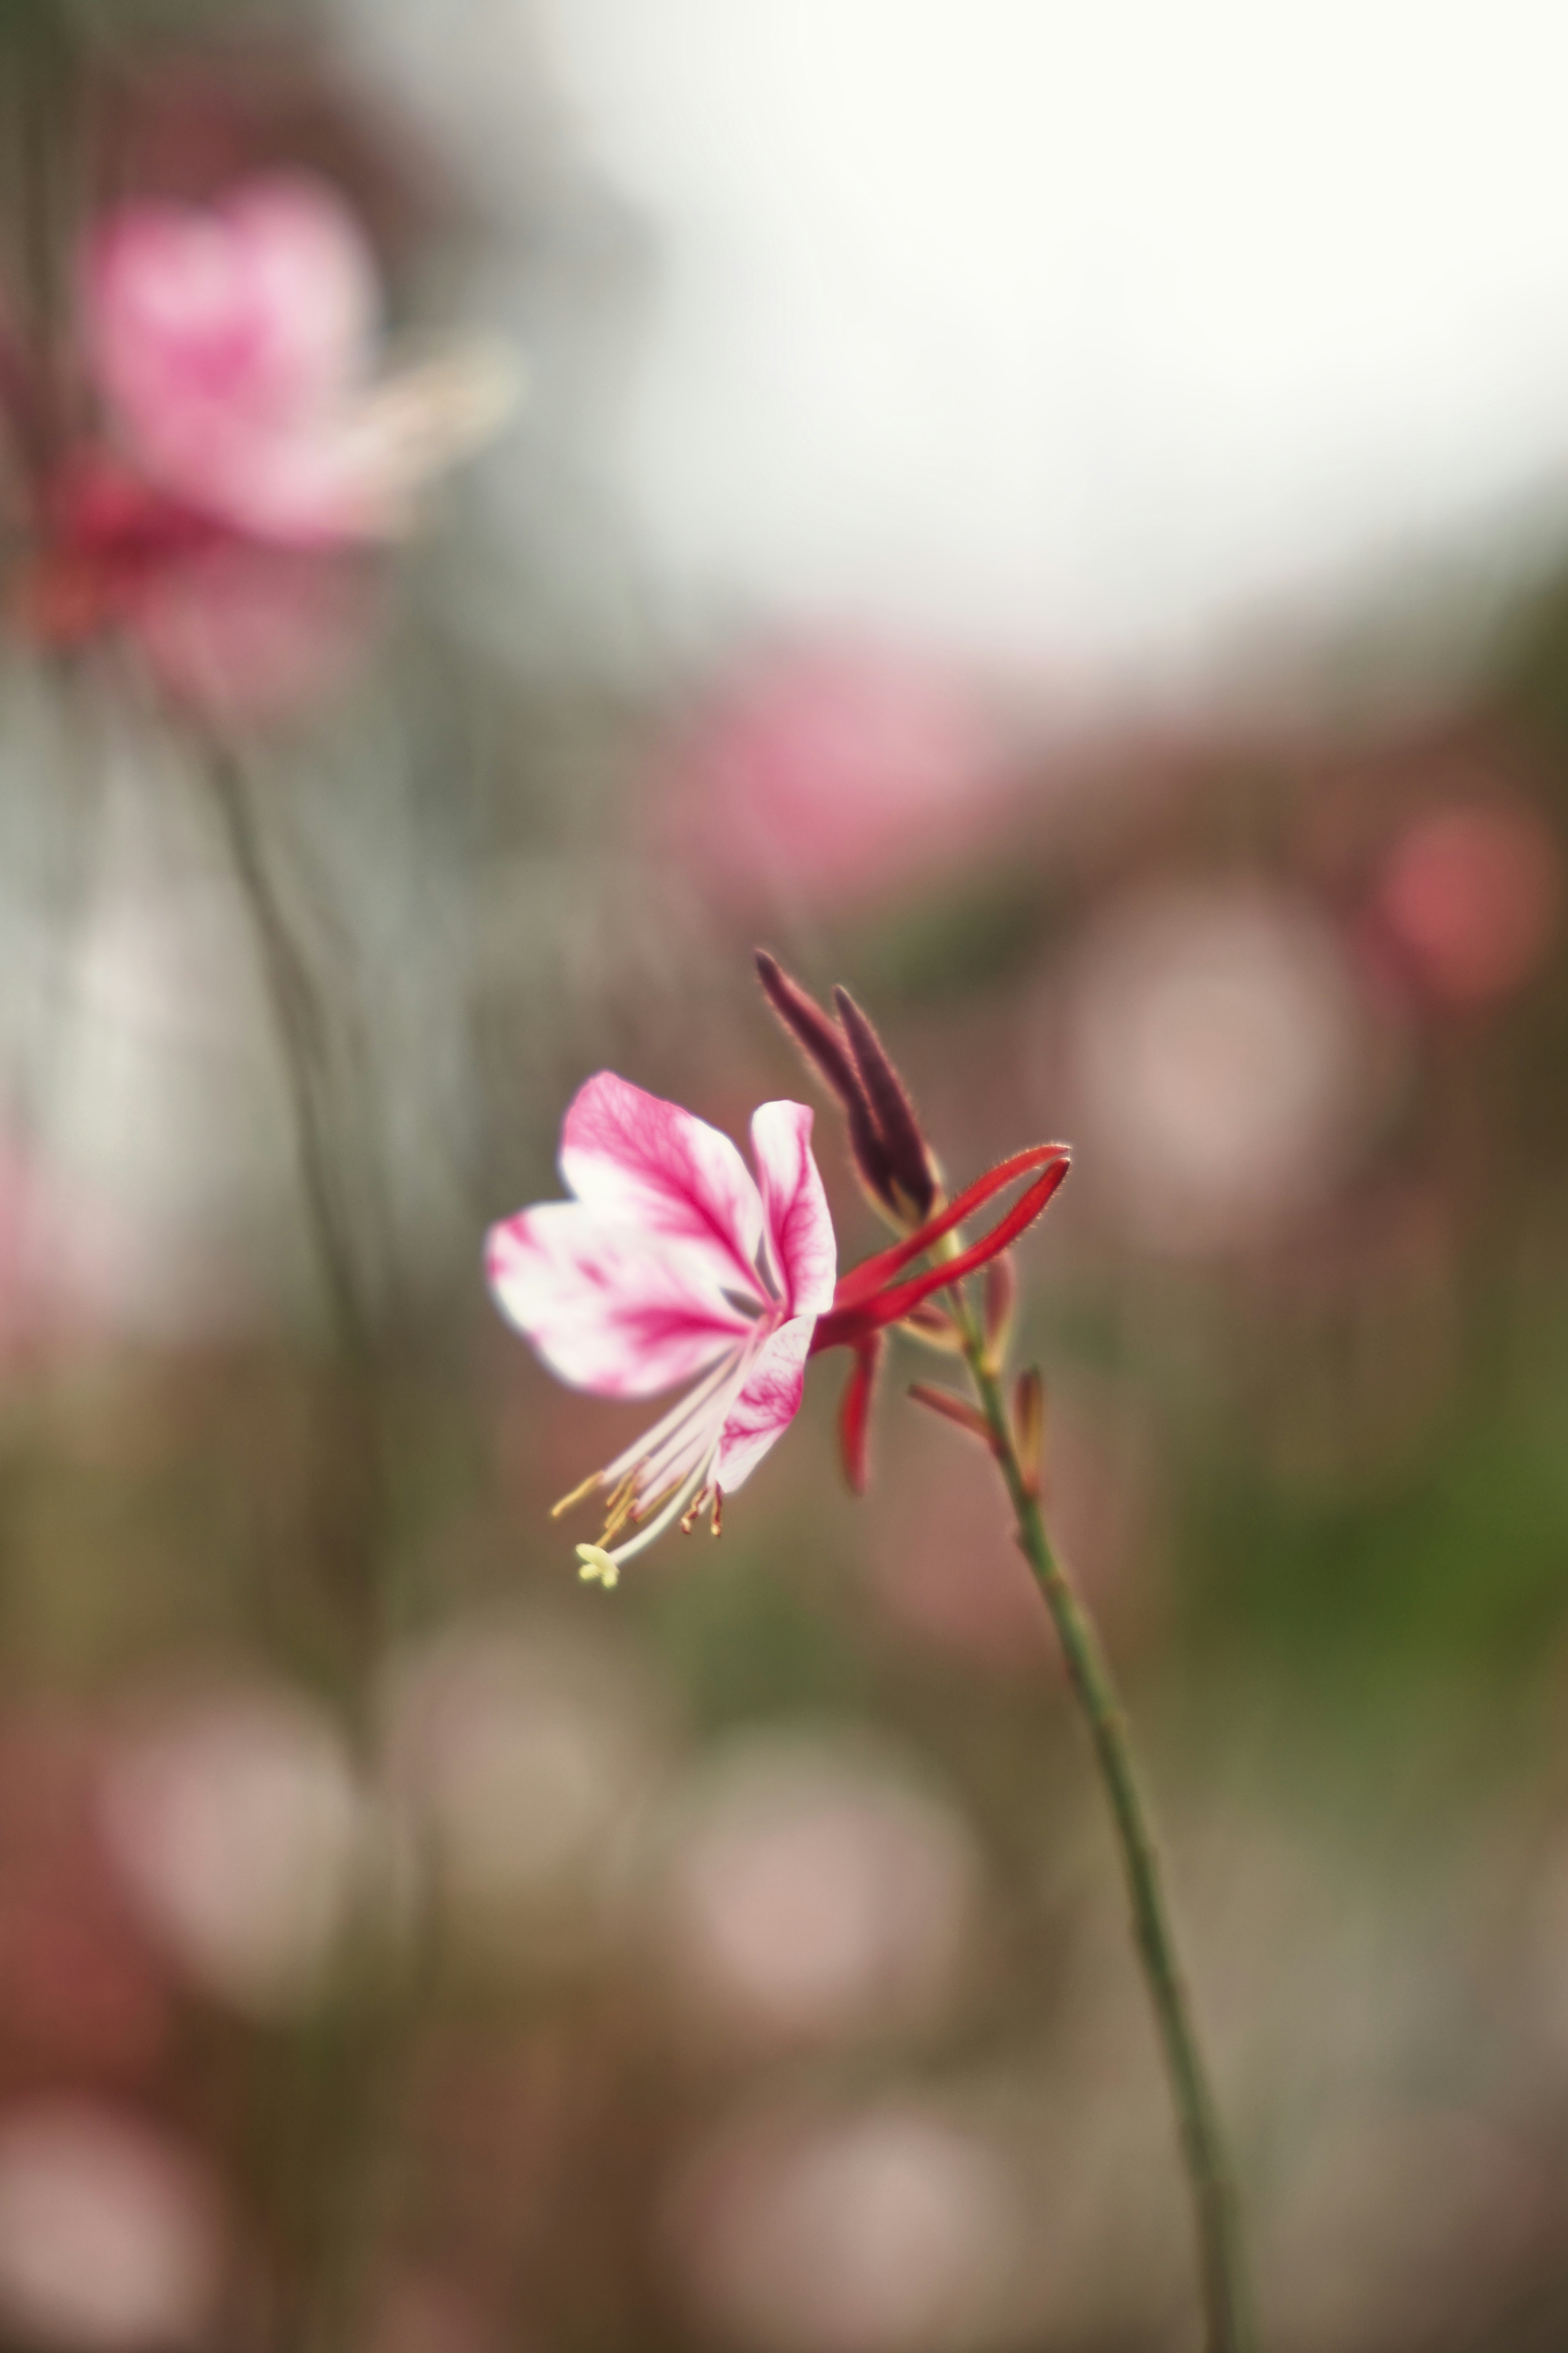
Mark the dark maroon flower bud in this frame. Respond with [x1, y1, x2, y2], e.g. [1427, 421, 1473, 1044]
[831, 986, 938, 1221]
[755, 949, 901, 1214]
[754, 952, 943, 1226]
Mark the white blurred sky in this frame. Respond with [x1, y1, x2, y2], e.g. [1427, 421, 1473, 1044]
[363, 1, 1568, 675]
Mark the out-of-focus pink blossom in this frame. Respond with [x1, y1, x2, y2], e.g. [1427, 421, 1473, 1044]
[644, 1735, 983, 2049]
[88, 174, 376, 541]
[98, 1682, 367, 2020]
[0, 2102, 224, 2349]
[23, 172, 511, 719]
[87, 173, 506, 545]
[666, 641, 1007, 915]
[1376, 801, 1561, 1006]
[487, 1073, 837, 1583]
[665, 2102, 1025, 2353]
[1064, 882, 1384, 1253]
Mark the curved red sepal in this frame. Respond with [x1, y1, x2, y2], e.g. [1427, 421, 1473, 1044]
[811, 1147, 1070, 1356]
[827, 1144, 1070, 1313]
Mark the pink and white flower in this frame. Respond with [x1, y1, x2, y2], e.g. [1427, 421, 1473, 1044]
[489, 972, 1071, 1577]
[86, 171, 513, 546]
[486, 1073, 837, 1584]
[19, 171, 514, 718]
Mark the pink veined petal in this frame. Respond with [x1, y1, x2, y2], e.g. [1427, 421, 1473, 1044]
[714, 1314, 815, 1493]
[560, 1073, 765, 1300]
[748, 1099, 837, 1318]
[486, 1203, 750, 1399]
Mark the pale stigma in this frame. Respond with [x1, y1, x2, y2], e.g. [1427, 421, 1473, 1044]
[576, 1544, 620, 1588]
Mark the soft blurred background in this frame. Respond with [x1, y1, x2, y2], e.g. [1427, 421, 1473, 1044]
[1, 2, 1568, 2347]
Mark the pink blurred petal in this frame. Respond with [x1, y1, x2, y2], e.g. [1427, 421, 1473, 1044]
[749, 1100, 837, 1318]
[487, 1203, 751, 1400]
[85, 175, 513, 551]
[1378, 802, 1561, 1005]
[0, 2103, 225, 2350]
[127, 538, 372, 722]
[88, 173, 382, 542]
[669, 640, 1007, 915]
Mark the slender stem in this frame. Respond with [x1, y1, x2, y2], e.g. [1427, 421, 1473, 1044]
[202, 741, 397, 2352]
[952, 1291, 1255, 2349]
[203, 742, 368, 1360]
[202, 738, 390, 1706]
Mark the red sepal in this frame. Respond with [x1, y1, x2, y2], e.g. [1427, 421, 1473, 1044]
[838, 1335, 884, 1495]
[827, 1144, 1070, 1314]
[812, 1147, 1070, 1355]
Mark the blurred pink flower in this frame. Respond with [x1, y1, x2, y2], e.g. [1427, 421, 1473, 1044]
[98, 1682, 367, 2020]
[487, 1072, 837, 1583]
[665, 2102, 1025, 2353]
[1376, 800, 1561, 1006]
[0, 2102, 225, 2350]
[645, 1735, 982, 2049]
[666, 641, 1007, 915]
[23, 171, 512, 718]
[87, 173, 503, 545]
[1064, 882, 1383, 1253]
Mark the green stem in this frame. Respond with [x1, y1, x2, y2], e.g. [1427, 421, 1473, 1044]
[952, 1290, 1254, 2349]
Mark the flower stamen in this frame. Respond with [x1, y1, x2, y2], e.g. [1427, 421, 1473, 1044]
[600, 1484, 642, 1544]
[551, 1468, 604, 1520]
[578, 1452, 718, 1586]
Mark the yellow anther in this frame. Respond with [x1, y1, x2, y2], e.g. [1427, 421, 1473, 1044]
[601, 1475, 641, 1544]
[576, 1544, 620, 1589]
[551, 1470, 603, 1520]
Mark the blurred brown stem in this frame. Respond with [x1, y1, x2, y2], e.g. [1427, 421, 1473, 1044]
[943, 1249, 1255, 2351]
[204, 741, 400, 2353]
[203, 742, 368, 1360]
[202, 738, 392, 1711]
